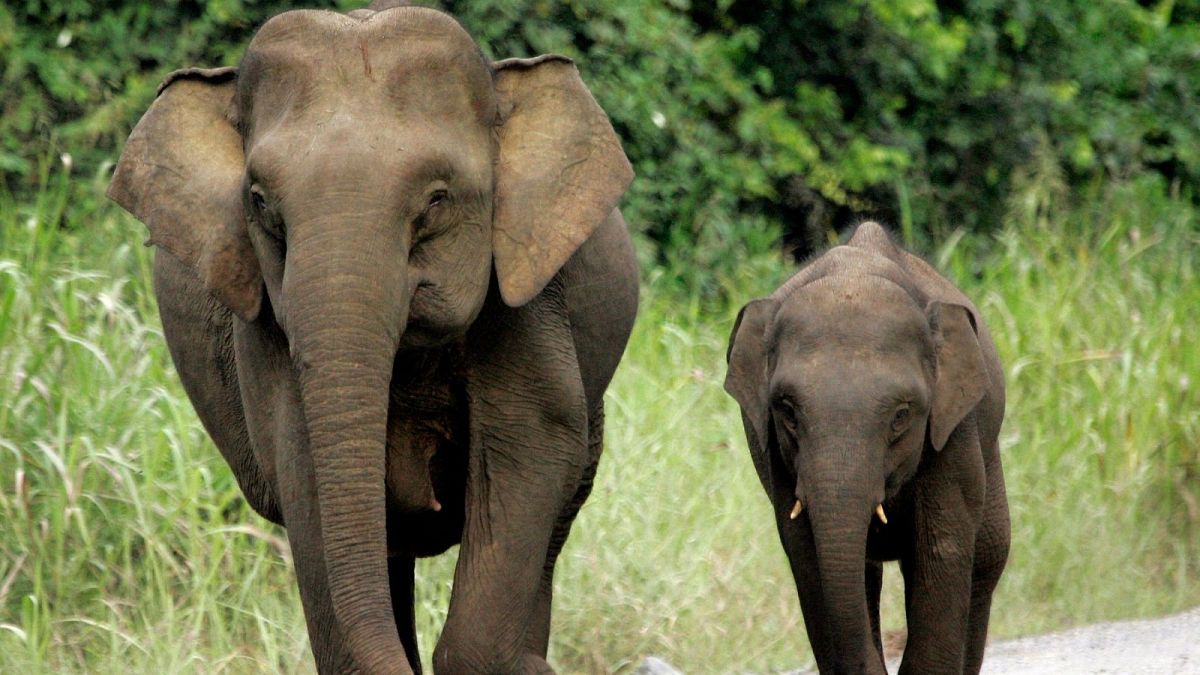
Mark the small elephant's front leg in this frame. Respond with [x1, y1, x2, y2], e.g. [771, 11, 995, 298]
[963, 458, 1010, 674]
[898, 535, 975, 674]
[866, 559, 885, 658]
[434, 285, 589, 674]
[898, 427, 986, 675]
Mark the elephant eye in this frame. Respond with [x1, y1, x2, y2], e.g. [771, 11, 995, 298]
[249, 185, 284, 239]
[775, 397, 802, 437]
[250, 185, 268, 212]
[890, 404, 911, 440]
[427, 189, 448, 209]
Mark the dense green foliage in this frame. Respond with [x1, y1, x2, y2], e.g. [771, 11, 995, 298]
[695, 0, 1200, 240]
[5, 0, 1199, 293]
[1, 175, 1197, 671]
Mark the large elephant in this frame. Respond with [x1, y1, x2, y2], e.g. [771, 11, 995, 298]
[107, 3, 637, 673]
[724, 222, 1010, 674]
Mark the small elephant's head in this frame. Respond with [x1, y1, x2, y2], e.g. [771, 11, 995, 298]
[108, 5, 630, 671]
[724, 226, 989, 656]
[731, 277, 984, 501]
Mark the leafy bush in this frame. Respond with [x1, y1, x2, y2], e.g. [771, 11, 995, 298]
[444, 0, 793, 295]
[4, 0, 1198, 295]
[693, 0, 1200, 248]
[3, 1, 422, 186]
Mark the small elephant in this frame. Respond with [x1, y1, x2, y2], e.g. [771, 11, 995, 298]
[107, 3, 637, 673]
[725, 222, 1010, 674]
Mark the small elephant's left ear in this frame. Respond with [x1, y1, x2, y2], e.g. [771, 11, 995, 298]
[927, 301, 988, 450]
[725, 298, 779, 449]
[492, 55, 633, 307]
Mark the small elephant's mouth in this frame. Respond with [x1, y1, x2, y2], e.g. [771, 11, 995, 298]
[785, 496, 889, 526]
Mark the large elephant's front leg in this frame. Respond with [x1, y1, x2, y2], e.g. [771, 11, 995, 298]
[389, 555, 421, 674]
[866, 559, 885, 658]
[154, 251, 281, 523]
[524, 401, 605, 657]
[434, 283, 590, 674]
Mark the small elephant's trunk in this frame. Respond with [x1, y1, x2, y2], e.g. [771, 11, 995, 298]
[286, 217, 413, 674]
[808, 506, 880, 673]
[801, 448, 888, 675]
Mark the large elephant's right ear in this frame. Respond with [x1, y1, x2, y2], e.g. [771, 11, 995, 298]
[491, 55, 633, 308]
[725, 298, 779, 454]
[108, 67, 262, 321]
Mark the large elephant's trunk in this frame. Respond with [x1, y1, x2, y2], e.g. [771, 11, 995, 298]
[803, 445, 886, 675]
[287, 218, 412, 674]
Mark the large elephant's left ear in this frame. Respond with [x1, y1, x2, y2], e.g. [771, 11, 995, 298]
[492, 55, 633, 307]
[927, 301, 988, 450]
[107, 67, 262, 322]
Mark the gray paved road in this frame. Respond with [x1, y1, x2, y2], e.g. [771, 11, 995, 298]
[980, 606, 1200, 674]
[633, 606, 1200, 674]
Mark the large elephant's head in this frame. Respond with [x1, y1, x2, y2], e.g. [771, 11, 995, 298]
[108, 4, 630, 672]
[724, 223, 988, 670]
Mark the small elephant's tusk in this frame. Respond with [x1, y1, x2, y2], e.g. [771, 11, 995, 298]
[789, 500, 804, 520]
[875, 504, 888, 525]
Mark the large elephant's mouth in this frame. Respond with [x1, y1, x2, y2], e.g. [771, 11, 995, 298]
[384, 442, 468, 558]
[382, 346, 470, 557]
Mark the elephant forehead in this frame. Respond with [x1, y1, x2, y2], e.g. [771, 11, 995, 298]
[771, 354, 927, 410]
[238, 8, 497, 134]
[774, 275, 931, 353]
[248, 8, 485, 65]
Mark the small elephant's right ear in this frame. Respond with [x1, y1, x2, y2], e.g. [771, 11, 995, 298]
[927, 301, 988, 450]
[108, 67, 262, 321]
[724, 298, 779, 448]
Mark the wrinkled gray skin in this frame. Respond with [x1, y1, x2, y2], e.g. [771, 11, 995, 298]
[725, 222, 1010, 674]
[107, 3, 638, 673]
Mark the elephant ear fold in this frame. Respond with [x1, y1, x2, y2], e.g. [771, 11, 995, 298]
[108, 67, 262, 322]
[491, 55, 633, 307]
[725, 298, 780, 451]
[927, 301, 988, 450]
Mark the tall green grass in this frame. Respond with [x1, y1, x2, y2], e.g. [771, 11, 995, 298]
[1, 173, 1196, 673]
